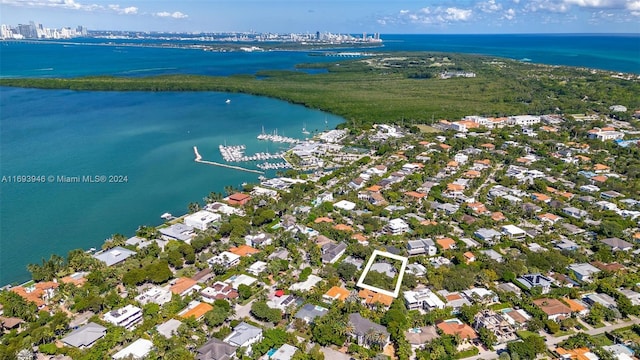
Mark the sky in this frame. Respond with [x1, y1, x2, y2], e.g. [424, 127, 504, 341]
[1, 0, 639, 34]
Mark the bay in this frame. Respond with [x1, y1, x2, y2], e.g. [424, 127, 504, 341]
[0, 88, 342, 285]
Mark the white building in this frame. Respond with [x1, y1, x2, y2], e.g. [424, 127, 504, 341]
[334, 200, 356, 211]
[134, 286, 172, 306]
[507, 115, 541, 127]
[209, 251, 241, 268]
[183, 210, 221, 230]
[404, 288, 445, 311]
[103, 305, 143, 329]
[501, 224, 527, 240]
[386, 218, 410, 235]
[112, 339, 154, 360]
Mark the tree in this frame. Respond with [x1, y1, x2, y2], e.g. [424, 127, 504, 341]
[478, 327, 498, 349]
[250, 301, 282, 324]
[204, 306, 229, 327]
[188, 202, 200, 214]
[337, 262, 357, 282]
[238, 284, 252, 300]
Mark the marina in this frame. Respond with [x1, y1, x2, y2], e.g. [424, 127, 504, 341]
[194, 146, 264, 174]
[218, 144, 285, 162]
[256, 161, 292, 170]
[257, 128, 300, 144]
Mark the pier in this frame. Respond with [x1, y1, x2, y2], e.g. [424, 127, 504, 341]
[193, 146, 264, 174]
[257, 129, 300, 144]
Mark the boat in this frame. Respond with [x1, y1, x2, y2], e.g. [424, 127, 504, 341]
[225, 99, 231, 104]
[302, 123, 310, 135]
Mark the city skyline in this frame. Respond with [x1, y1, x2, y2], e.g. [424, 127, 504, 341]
[1, 0, 639, 34]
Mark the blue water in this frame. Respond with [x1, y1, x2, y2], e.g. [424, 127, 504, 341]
[0, 89, 342, 285]
[0, 33, 638, 285]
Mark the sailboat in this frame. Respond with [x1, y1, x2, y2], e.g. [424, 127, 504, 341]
[302, 123, 310, 135]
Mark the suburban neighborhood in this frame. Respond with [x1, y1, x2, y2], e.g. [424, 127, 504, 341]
[2, 108, 640, 360]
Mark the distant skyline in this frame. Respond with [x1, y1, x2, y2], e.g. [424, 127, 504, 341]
[1, 0, 639, 34]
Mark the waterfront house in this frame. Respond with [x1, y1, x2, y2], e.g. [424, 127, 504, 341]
[184, 210, 221, 230]
[93, 246, 136, 267]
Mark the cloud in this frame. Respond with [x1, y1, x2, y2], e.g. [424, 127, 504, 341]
[385, 6, 474, 25]
[1, 0, 190, 18]
[153, 11, 188, 19]
[478, 0, 503, 13]
[503, 8, 517, 19]
[108, 4, 137, 15]
[445, 7, 473, 21]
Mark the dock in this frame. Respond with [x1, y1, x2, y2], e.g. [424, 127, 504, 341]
[193, 146, 264, 175]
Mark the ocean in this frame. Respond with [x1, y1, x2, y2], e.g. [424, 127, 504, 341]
[0, 33, 638, 285]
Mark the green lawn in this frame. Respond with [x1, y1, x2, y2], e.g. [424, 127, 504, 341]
[517, 330, 537, 339]
[590, 334, 614, 346]
[415, 124, 442, 133]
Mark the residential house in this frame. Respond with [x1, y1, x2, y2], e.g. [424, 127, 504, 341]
[348, 313, 390, 349]
[463, 252, 476, 264]
[480, 249, 504, 263]
[323, 286, 351, 303]
[334, 200, 356, 211]
[196, 338, 237, 360]
[358, 289, 394, 308]
[226, 193, 251, 206]
[601, 238, 634, 252]
[473, 310, 517, 344]
[134, 286, 172, 306]
[386, 218, 410, 235]
[200, 282, 239, 303]
[556, 347, 600, 360]
[103, 305, 143, 329]
[563, 207, 588, 219]
[438, 290, 472, 313]
[405, 326, 440, 349]
[496, 283, 522, 296]
[533, 298, 572, 321]
[568, 263, 601, 283]
[61, 322, 107, 348]
[247, 261, 267, 276]
[436, 237, 457, 250]
[267, 290, 296, 311]
[348, 177, 365, 190]
[170, 277, 201, 297]
[112, 338, 154, 360]
[563, 298, 590, 317]
[209, 251, 241, 268]
[407, 239, 437, 256]
[584, 293, 618, 310]
[269, 344, 299, 360]
[294, 304, 328, 324]
[245, 233, 272, 247]
[159, 223, 196, 242]
[321, 241, 347, 264]
[462, 288, 498, 305]
[229, 245, 260, 257]
[474, 228, 502, 245]
[437, 319, 478, 346]
[501, 225, 527, 240]
[156, 319, 182, 339]
[93, 247, 137, 267]
[618, 288, 640, 306]
[516, 274, 554, 294]
[404, 288, 446, 311]
[184, 210, 221, 230]
[224, 322, 263, 355]
[10, 281, 59, 310]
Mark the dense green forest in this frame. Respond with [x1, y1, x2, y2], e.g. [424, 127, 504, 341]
[1, 52, 638, 128]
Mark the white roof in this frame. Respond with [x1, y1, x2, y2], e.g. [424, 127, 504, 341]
[289, 275, 323, 292]
[334, 200, 356, 211]
[112, 339, 153, 359]
[501, 224, 526, 235]
[226, 274, 257, 290]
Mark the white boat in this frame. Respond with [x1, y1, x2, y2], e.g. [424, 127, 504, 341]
[225, 99, 231, 104]
[302, 123, 310, 135]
